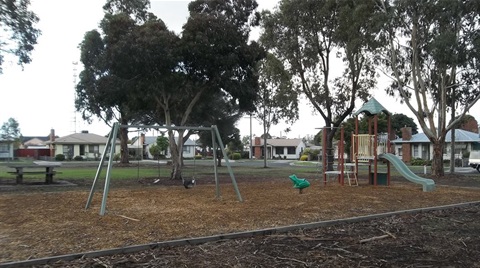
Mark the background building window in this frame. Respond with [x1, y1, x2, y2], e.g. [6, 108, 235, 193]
[0, 143, 8, 153]
[413, 145, 419, 158]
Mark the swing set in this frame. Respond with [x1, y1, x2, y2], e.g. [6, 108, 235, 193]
[85, 122, 242, 216]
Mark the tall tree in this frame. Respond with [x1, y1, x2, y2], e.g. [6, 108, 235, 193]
[102, 0, 150, 22]
[261, 0, 382, 170]
[256, 52, 298, 167]
[378, 0, 480, 176]
[141, 0, 264, 179]
[0, 0, 40, 73]
[76, 2, 154, 163]
[0, 117, 21, 140]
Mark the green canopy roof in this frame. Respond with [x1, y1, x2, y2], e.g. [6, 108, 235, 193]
[354, 97, 391, 116]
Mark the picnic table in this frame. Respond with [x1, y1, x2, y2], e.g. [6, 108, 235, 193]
[8, 161, 62, 184]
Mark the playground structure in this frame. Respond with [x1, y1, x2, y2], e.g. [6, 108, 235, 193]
[322, 98, 435, 192]
[321, 126, 358, 186]
[85, 123, 243, 216]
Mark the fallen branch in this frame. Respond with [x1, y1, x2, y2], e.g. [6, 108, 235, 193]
[118, 215, 140, 222]
[275, 256, 308, 266]
[379, 228, 397, 239]
[359, 234, 389, 244]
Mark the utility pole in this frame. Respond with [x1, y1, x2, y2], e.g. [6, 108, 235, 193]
[72, 61, 78, 133]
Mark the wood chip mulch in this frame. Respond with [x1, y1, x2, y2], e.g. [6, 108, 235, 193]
[0, 175, 479, 267]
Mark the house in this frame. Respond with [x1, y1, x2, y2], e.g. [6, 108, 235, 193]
[391, 127, 480, 162]
[0, 138, 15, 160]
[50, 130, 121, 160]
[15, 129, 58, 159]
[252, 137, 305, 160]
[20, 135, 51, 149]
[128, 134, 197, 159]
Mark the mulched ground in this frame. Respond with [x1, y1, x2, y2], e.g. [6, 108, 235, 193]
[50, 203, 480, 268]
[0, 172, 479, 267]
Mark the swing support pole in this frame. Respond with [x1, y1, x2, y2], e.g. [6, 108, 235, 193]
[85, 124, 242, 216]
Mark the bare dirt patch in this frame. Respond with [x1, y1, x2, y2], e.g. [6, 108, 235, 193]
[0, 173, 480, 267]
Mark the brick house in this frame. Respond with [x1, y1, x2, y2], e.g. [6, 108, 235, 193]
[252, 137, 305, 160]
[391, 127, 480, 163]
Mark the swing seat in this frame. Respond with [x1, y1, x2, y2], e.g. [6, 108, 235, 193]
[183, 178, 196, 189]
[289, 174, 310, 192]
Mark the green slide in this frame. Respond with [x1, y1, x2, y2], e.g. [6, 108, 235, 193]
[379, 153, 435, 192]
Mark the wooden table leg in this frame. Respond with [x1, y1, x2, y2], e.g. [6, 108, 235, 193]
[16, 168, 23, 184]
[45, 167, 53, 184]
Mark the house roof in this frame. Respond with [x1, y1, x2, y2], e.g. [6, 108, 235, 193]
[21, 136, 51, 143]
[391, 129, 480, 144]
[22, 137, 50, 146]
[51, 132, 119, 145]
[354, 97, 391, 116]
[254, 138, 304, 147]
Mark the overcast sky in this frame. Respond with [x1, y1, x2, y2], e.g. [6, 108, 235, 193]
[1, 0, 477, 139]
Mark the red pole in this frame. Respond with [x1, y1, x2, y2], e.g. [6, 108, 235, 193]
[340, 127, 344, 186]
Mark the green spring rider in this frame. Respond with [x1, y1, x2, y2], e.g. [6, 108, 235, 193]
[289, 174, 310, 194]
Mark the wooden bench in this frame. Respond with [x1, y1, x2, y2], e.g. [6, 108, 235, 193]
[8, 162, 61, 184]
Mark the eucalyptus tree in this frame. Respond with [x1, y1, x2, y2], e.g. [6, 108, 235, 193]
[378, 0, 480, 176]
[0, 0, 40, 73]
[77, 14, 145, 163]
[256, 52, 298, 167]
[0, 117, 21, 140]
[76, 1, 153, 164]
[137, 0, 264, 180]
[261, 0, 382, 170]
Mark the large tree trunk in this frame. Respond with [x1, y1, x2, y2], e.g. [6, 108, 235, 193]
[168, 130, 185, 180]
[325, 127, 337, 171]
[170, 157, 183, 180]
[431, 141, 444, 177]
[119, 118, 130, 164]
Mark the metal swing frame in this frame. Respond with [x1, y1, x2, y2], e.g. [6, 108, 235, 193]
[85, 122, 242, 216]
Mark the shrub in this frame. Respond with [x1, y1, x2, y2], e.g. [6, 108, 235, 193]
[301, 148, 320, 161]
[113, 153, 121, 162]
[300, 155, 308, 161]
[73, 155, 83, 161]
[55, 154, 65, 161]
[232, 152, 241, 160]
[410, 158, 430, 166]
[194, 154, 202, 160]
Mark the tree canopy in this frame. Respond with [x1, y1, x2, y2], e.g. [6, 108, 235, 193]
[76, 0, 264, 179]
[261, 0, 382, 170]
[0, 117, 21, 140]
[0, 0, 41, 73]
[255, 52, 298, 167]
[378, 0, 480, 176]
